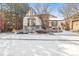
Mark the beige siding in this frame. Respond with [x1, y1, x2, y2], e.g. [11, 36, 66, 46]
[73, 21, 79, 31]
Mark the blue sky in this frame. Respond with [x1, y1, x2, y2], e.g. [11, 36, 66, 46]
[29, 3, 64, 19]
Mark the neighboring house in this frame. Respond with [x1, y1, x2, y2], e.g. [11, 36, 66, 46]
[49, 17, 63, 29]
[23, 8, 58, 31]
[64, 13, 79, 31]
[23, 8, 62, 31]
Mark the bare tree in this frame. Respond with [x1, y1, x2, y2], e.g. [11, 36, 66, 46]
[59, 3, 79, 18]
[58, 3, 79, 30]
[32, 3, 54, 29]
[33, 3, 53, 14]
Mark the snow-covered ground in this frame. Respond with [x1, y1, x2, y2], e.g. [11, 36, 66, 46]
[0, 31, 79, 56]
[0, 31, 79, 40]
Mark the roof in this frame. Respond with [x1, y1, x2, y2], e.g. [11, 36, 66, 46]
[38, 14, 57, 18]
[49, 17, 62, 21]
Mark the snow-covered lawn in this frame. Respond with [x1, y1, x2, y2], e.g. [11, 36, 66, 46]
[0, 31, 79, 56]
[0, 39, 79, 56]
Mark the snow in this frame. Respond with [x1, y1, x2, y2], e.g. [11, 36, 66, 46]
[49, 17, 63, 21]
[0, 31, 79, 56]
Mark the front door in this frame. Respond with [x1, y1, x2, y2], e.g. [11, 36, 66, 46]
[27, 18, 36, 32]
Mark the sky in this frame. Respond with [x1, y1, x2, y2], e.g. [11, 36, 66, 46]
[29, 3, 64, 19]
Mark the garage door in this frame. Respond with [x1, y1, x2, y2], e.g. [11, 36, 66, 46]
[73, 21, 79, 31]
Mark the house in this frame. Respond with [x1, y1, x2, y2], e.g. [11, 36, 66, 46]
[23, 8, 42, 32]
[64, 13, 79, 31]
[23, 8, 61, 29]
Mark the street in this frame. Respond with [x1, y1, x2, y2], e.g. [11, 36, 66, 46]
[0, 31, 79, 56]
